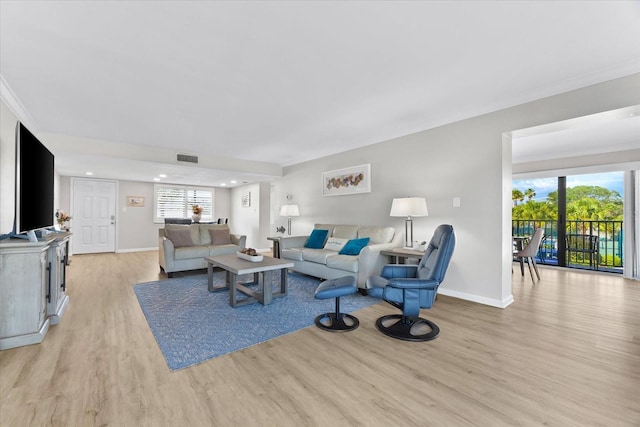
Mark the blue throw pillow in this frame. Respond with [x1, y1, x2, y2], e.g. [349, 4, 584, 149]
[304, 229, 329, 249]
[338, 237, 370, 255]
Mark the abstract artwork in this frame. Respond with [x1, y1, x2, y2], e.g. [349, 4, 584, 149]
[321, 164, 371, 196]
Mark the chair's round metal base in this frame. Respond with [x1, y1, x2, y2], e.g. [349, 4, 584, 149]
[315, 312, 359, 332]
[375, 314, 439, 341]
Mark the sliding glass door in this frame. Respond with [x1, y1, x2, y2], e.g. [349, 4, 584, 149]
[513, 171, 624, 273]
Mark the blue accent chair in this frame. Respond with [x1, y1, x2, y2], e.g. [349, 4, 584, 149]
[366, 224, 455, 341]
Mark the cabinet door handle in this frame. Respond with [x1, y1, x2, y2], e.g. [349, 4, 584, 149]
[61, 256, 67, 291]
[46, 261, 51, 303]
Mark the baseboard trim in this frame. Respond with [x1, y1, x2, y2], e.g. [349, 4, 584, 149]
[116, 247, 158, 253]
[438, 288, 514, 308]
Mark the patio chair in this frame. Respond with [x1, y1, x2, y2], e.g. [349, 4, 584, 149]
[514, 228, 544, 281]
[566, 234, 599, 270]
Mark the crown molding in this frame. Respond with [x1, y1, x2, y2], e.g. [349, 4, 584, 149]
[0, 74, 38, 132]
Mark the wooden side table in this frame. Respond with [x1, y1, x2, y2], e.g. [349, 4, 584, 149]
[380, 248, 425, 264]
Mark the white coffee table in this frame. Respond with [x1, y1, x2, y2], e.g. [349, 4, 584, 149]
[206, 254, 294, 307]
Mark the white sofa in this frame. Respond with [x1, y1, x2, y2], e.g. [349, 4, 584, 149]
[159, 223, 246, 277]
[278, 224, 402, 291]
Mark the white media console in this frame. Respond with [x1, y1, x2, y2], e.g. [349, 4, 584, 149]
[0, 232, 71, 350]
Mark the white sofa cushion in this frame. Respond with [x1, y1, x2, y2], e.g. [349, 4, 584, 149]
[358, 226, 395, 244]
[281, 248, 305, 261]
[315, 224, 335, 236]
[326, 254, 360, 273]
[332, 225, 358, 239]
[208, 244, 239, 257]
[174, 246, 210, 260]
[302, 248, 336, 265]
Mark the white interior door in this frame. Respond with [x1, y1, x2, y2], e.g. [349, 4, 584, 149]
[71, 178, 117, 254]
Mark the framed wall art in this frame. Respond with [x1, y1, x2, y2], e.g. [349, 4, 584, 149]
[127, 196, 145, 207]
[321, 164, 371, 196]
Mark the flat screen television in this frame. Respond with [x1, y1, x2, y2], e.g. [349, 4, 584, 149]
[15, 122, 55, 235]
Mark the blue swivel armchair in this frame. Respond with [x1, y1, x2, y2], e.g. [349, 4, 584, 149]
[366, 224, 455, 341]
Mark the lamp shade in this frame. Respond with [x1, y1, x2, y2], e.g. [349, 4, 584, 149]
[279, 204, 300, 217]
[390, 197, 428, 217]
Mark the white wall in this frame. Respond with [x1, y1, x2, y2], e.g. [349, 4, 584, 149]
[272, 74, 640, 307]
[0, 100, 18, 234]
[214, 188, 231, 223]
[116, 180, 160, 251]
[230, 182, 269, 250]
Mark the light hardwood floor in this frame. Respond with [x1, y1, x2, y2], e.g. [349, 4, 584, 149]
[1, 251, 639, 426]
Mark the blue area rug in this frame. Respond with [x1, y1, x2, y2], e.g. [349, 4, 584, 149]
[134, 271, 377, 371]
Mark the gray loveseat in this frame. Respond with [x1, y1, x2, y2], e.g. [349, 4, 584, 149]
[159, 223, 246, 277]
[278, 224, 402, 291]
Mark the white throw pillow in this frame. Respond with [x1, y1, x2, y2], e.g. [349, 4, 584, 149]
[324, 237, 348, 252]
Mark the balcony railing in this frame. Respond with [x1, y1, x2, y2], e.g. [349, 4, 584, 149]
[512, 219, 623, 273]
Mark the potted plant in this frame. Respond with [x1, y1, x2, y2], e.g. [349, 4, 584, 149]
[191, 205, 203, 223]
[55, 209, 72, 231]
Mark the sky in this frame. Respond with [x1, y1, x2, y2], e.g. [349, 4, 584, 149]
[513, 172, 623, 202]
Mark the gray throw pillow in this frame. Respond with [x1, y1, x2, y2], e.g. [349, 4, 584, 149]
[166, 229, 194, 248]
[209, 229, 232, 245]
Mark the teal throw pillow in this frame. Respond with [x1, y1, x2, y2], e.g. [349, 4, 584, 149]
[338, 237, 370, 255]
[304, 229, 329, 249]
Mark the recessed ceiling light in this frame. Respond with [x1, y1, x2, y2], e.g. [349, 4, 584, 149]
[153, 177, 161, 181]
[85, 171, 93, 175]
[220, 183, 226, 186]
[159, 174, 167, 178]
[230, 180, 237, 184]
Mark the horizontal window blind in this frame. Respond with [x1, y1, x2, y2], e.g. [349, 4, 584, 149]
[154, 184, 214, 223]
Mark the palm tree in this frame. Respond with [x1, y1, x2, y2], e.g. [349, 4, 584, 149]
[525, 188, 536, 201]
[512, 189, 524, 206]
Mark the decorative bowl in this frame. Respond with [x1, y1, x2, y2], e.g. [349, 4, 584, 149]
[236, 251, 264, 262]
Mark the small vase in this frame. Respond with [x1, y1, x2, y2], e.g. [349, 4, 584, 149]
[192, 213, 201, 223]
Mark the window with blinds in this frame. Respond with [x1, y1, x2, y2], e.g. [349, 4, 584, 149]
[154, 184, 214, 223]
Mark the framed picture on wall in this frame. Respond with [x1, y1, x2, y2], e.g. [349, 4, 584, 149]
[241, 192, 251, 207]
[127, 196, 145, 207]
[321, 164, 371, 196]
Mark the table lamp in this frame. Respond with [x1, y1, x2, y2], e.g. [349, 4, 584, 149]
[279, 204, 300, 235]
[390, 197, 428, 248]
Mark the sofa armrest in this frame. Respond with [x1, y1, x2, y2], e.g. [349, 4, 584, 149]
[357, 242, 403, 289]
[359, 242, 398, 264]
[278, 235, 308, 250]
[231, 234, 247, 249]
[159, 236, 176, 271]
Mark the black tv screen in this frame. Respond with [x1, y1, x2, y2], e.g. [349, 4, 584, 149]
[15, 123, 55, 234]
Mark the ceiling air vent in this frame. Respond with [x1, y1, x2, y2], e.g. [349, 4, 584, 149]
[177, 153, 198, 164]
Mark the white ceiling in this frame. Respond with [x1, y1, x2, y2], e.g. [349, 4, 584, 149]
[1, 1, 639, 187]
[512, 106, 640, 164]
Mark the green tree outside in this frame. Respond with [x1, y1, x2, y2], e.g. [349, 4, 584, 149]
[512, 189, 524, 206]
[512, 185, 623, 221]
